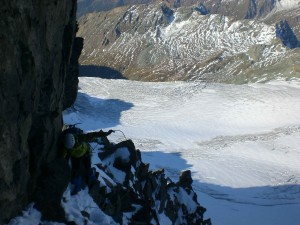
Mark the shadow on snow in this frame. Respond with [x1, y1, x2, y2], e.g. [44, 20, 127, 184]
[141, 150, 300, 224]
[141, 151, 300, 205]
[63, 92, 134, 130]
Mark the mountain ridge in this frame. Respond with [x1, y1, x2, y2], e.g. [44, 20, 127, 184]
[77, 0, 300, 38]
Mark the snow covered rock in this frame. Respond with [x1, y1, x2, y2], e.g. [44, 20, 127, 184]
[82, 138, 210, 225]
[6, 136, 211, 224]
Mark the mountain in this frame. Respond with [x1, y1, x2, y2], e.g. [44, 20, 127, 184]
[77, 0, 300, 39]
[77, 1, 300, 82]
[197, 0, 300, 39]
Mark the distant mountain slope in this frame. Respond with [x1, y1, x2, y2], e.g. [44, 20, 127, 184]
[77, 0, 300, 38]
[77, 0, 156, 17]
[197, 0, 300, 39]
[78, 2, 300, 83]
[77, 0, 200, 17]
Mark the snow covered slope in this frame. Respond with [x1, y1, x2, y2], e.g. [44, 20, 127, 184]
[63, 77, 300, 225]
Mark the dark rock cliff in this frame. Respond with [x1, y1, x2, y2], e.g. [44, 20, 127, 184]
[276, 20, 300, 49]
[0, 0, 80, 223]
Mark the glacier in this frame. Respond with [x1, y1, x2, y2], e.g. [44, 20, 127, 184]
[63, 77, 300, 225]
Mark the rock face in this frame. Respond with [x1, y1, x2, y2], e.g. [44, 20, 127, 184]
[0, 0, 80, 223]
[78, 2, 300, 83]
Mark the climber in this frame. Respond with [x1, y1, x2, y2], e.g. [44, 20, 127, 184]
[62, 128, 115, 195]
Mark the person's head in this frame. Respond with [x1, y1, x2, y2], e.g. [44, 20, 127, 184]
[63, 133, 76, 149]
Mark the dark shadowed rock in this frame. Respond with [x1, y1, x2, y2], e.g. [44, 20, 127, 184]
[177, 169, 193, 189]
[195, 3, 210, 15]
[0, 0, 80, 223]
[64, 36, 84, 109]
[245, 0, 257, 19]
[34, 158, 71, 222]
[276, 20, 300, 49]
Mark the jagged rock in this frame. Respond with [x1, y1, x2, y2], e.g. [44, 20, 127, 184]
[88, 138, 210, 225]
[177, 170, 193, 189]
[0, 1, 80, 223]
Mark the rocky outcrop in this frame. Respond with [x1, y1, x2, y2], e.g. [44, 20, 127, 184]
[80, 138, 211, 224]
[276, 20, 300, 49]
[0, 1, 80, 223]
[8, 136, 211, 224]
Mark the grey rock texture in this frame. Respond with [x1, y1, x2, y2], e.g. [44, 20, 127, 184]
[0, 0, 80, 223]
